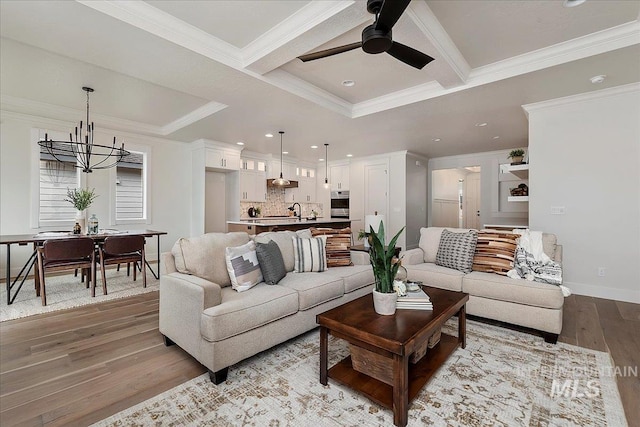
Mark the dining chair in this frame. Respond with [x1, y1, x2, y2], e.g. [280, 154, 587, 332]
[98, 235, 146, 293]
[36, 237, 96, 306]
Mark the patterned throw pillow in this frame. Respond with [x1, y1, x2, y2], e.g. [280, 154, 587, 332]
[225, 241, 263, 292]
[310, 227, 352, 267]
[292, 236, 328, 273]
[472, 231, 519, 275]
[255, 240, 287, 285]
[435, 229, 478, 273]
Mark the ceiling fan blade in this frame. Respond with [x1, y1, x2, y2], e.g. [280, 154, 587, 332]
[387, 41, 434, 70]
[374, 0, 411, 32]
[297, 42, 362, 62]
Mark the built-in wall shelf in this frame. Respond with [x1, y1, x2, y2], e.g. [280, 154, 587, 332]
[507, 164, 529, 179]
[508, 196, 529, 202]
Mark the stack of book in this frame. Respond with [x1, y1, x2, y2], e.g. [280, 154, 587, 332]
[396, 287, 433, 310]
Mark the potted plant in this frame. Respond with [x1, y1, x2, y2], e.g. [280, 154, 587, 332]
[65, 187, 97, 234]
[368, 222, 405, 315]
[508, 149, 526, 165]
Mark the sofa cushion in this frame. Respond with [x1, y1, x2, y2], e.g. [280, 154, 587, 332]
[323, 265, 374, 293]
[292, 236, 328, 273]
[472, 232, 519, 275]
[172, 232, 250, 287]
[419, 227, 473, 263]
[225, 241, 263, 292]
[435, 229, 478, 273]
[404, 263, 464, 292]
[310, 227, 352, 267]
[463, 271, 564, 309]
[255, 240, 286, 285]
[254, 231, 297, 272]
[277, 272, 343, 310]
[200, 283, 298, 342]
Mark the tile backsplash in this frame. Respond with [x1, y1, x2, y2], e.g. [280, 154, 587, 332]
[240, 187, 323, 219]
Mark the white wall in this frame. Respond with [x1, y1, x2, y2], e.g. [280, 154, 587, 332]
[432, 168, 466, 200]
[405, 154, 428, 249]
[524, 83, 640, 304]
[0, 113, 192, 278]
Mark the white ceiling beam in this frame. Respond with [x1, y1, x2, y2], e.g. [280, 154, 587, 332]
[406, 0, 470, 87]
[160, 101, 228, 135]
[242, 1, 370, 75]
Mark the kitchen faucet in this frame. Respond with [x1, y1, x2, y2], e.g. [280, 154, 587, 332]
[291, 202, 301, 220]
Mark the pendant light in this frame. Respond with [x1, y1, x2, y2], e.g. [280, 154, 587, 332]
[323, 143, 330, 189]
[272, 131, 290, 186]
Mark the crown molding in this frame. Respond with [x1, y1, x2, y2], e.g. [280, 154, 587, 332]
[160, 101, 228, 135]
[406, 1, 470, 85]
[264, 70, 353, 117]
[521, 82, 640, 117]
[241, 1, 356, 69]
[76, 0, 242, 69]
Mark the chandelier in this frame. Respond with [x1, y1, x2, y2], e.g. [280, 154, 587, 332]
[38, 87, 130, 173]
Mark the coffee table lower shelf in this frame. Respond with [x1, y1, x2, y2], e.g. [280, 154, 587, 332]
[328, 333, 459, 409]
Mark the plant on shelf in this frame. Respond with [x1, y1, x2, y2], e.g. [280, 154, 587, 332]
[64, 187, 97, 211]
[368, 222, 405, 315]
[508, 149, 526, 165]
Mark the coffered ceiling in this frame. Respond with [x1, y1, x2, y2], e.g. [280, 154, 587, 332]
[1, 0, 639, 161]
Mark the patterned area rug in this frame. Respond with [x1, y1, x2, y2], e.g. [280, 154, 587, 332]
[0, 269, 159, 321]
[93, 320, 627, 427]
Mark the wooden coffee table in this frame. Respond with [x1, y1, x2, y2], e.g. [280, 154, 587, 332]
[316, 286, 469, 427]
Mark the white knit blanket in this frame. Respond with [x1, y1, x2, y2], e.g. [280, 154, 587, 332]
[507, 230, 571, 296]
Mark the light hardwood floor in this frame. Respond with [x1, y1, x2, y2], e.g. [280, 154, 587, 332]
[0, 292, 638, 426]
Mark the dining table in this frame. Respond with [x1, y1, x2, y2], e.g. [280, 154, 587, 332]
[0, 229, 167, 305]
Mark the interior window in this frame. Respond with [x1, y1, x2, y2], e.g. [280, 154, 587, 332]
[115, 150, 145, 221]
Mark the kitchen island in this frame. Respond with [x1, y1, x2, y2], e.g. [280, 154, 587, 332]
[227, 218, 351, 235]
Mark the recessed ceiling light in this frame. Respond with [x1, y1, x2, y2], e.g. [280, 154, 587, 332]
[475, 122, 488, 127]
[282, 151, 288, 154]
[311, 145, 318, 149]
[432, 138, 441, 142]
[319, 158, 325, 161]
[346, 154, 353, 157]
[265, 133, 273, 138]
[236, 142, 244, 145]
[493, 136, 500, 140]
[563, 0, 587, 7]
[590, 75, 606, 84]
[342, 80, 355, 87]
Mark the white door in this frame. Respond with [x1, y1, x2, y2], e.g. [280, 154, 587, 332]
[364, 162, 388, 236]
[464, 172, 481, 229]
[205, 171, 226, 232]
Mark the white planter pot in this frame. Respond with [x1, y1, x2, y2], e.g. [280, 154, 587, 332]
[75, 210, 87, 235]
[372, 289, 397, 315]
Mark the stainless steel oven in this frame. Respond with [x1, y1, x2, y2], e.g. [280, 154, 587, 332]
[330, 191, 349, 218]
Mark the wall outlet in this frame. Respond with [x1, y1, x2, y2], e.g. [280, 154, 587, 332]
[551, 206, 566, 215]
[598, 267, 606, 277]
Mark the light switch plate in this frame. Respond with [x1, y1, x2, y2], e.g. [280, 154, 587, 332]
[550, 206, 566, 215]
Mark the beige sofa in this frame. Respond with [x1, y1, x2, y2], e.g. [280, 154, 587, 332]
[401, 227, 564, 343]
[159, 230, 374, 384]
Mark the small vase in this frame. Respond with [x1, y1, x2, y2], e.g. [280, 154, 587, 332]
[372, 289, 397, 315]
[510, 156, 524, 165]
[75, 210, 87, 235]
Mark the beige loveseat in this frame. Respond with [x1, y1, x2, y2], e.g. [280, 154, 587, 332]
[401, 227, 564, 343]
[159, 230, 374, 383]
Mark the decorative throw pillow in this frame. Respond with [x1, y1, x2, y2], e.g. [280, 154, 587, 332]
[255, 240, 287, 285]
[435, 229, 478, 273]
[225, 241, 263, 292]
[310, 227, 352, 267]
[472, 231, 519, 275]
[292, 236, 328, 273]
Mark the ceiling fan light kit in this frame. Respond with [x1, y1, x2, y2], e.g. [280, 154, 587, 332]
[297, 0, 434, 70]
[272, 131, 290, 187]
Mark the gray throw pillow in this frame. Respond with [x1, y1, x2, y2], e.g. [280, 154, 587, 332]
[255, 240, 287, 285]
[435, 229, 478, 273]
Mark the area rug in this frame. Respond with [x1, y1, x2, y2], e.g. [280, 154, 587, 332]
[0, 269, 159, 322]
[93, 320, 627, 427]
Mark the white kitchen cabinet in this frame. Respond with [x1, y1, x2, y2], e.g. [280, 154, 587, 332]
[330, 164, 350, 191]
[206, 148, 240, 171]
[239, 169, 267, 202]
[297, 176, 316, 202]
[267, 160, 296, 180]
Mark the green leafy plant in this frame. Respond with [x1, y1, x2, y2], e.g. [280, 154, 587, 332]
[255, 206, 262, 215]
[64, 187, 97, 211]
[368, 222, 405, 294]
[508, 149, 525, 159]
[357, 229, 369, 241]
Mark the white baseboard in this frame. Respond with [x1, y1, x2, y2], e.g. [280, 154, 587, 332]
[564, 281, 640, 304]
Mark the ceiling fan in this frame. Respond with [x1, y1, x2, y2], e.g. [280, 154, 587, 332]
[297, 0, 434, 70]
